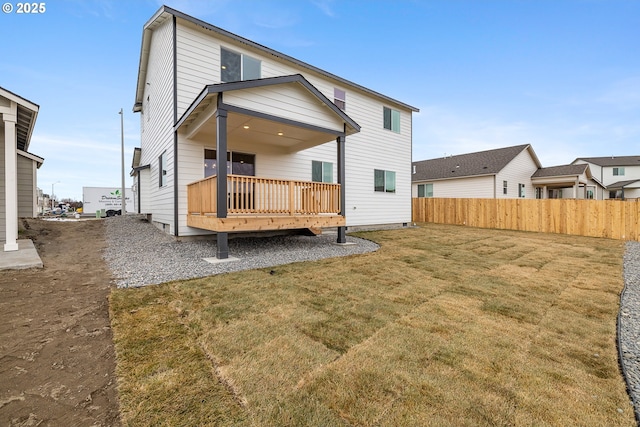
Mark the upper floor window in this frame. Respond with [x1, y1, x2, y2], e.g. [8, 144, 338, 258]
[221, 47, 261, 82]
[613, 167, 625, 176]
[312, 160, 333, 183]
[375, 169, 396, 193]
[383, 107, 400, 133]
[418, 183, 433, 198]
[518, 183, 525, 198]
[503, 180, 508, 195]
[334, 88, 346, 110]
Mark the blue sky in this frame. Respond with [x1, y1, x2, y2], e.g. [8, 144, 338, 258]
[2, 0, 638, 201]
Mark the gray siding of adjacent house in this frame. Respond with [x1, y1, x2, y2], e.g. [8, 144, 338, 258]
[17, 154, 36, 217]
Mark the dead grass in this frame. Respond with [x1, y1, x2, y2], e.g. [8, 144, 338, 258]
[109, 223, 635, 426]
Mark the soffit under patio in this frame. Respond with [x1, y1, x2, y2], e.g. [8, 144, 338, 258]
[176, 76, 359, 153]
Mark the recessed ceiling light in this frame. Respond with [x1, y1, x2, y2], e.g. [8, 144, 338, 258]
[221, 65, 227, 69]
[243, 125, 250, 129]
[277, 132, 284, 136]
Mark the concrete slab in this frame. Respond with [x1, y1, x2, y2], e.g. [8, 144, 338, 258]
[202, 256, 241, 264]
[0, 239, 43, 270]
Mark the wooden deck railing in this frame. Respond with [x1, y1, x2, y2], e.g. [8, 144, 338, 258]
[187, 175, 341, 216]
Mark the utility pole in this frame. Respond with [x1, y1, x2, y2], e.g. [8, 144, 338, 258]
[119, 108, 126, 215]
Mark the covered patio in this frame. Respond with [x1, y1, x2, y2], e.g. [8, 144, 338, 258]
[531, 164, 599, 199]
[175, 75, 360, 258]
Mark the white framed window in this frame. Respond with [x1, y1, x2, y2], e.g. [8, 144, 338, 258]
[159, 151, 167, 187]
[334, 88, 346, 110]
[312, 161, 333, 183]
[503, 180, 508, 195]
[613, 167, 625, 176]
[374, 169, 396, 193]
[221, 47, 261, 82]
[383, 107, 400, 133]
[518, 183, 525, 198]
[417, 183, 433, 198]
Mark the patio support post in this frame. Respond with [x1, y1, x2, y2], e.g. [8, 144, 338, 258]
[216, 96, 229, 259]
[337, 132, 346, 244]
[3, 107, 19, 251]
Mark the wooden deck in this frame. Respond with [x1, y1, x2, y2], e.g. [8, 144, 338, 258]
[187, 175, 345, 232]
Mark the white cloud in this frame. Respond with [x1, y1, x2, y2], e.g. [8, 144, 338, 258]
[311, 0, 336, 17]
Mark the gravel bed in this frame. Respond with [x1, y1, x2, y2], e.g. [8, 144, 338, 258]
[620, 241, 640, 423]
[103, 214, 379, 288]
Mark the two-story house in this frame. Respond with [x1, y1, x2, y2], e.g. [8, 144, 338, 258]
[572, 156, 640, 200]
[131, 6, 418, 258]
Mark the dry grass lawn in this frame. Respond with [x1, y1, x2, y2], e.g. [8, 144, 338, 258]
[110, 223, 635, 426]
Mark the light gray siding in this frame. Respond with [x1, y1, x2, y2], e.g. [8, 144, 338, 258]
[413, 175, 495, 198]
[496, 149, 539, 198]
[139, 18, 176, 233]
[165, 18, 412, 235]
[17, 154, 36, 217]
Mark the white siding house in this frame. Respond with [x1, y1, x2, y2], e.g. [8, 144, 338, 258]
[0, 87, 42, 251]
[132, 6, 418, 258]
[573, 156, 640, 200]
[412, 145, 542, 199]
[412, 144, 608, 200]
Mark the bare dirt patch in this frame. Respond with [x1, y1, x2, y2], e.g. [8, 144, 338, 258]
[0, 218, 120, 426]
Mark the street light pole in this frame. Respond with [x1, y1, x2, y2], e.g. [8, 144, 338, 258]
[119, 108, 126, 215]
[51, 181, 60, 211]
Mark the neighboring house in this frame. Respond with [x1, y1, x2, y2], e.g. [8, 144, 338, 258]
[531, 164, 601, 199]
[0, 86, 43, 251]
[573, 156, 640, 200]
[412, 144, 608, 200]
[131, 6, 418, 258]
[412, 144, 541, 199]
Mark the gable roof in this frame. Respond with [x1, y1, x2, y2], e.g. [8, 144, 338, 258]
[0, 86, 39, 152]
[175, 74, 360, 135]
[412, 144, 540, 182]
[531, 164, 590, 178]
[134, 5, 419, 113]
[574, 156, 640, 167]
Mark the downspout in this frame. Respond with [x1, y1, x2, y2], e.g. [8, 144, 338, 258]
[172, 15, 179, 236]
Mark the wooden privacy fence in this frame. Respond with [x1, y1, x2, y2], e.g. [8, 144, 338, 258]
[412, 198, 640, 241]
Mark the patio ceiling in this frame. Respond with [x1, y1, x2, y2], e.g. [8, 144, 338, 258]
[175, 75, 360, 153]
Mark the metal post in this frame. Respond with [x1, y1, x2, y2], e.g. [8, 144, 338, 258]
[337, 132, 346, 244]
[216, 96, 229, 259]
[119, 108, 126, 215]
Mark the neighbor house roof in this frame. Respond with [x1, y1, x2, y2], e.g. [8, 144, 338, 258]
[574, 156, 640, 167]
[134, 5, 419, 114]
[412, 144, 540, 182]
[607, 179, 640, 189]
[531, 164, 590, 179]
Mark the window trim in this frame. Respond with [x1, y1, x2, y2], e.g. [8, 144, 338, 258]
[383, 106, 400, 133]
[334, 88, 346, 110]
[418, 183, 433, 198]
[374, 169, 396, 193]
[613, 167, 625, 176]
[159, 151, 167, 187]
[312, 160, 333, 183]
[220, 47, 261, 82]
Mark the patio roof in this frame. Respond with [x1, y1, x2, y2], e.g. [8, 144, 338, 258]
[175, 74, 360, 153]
